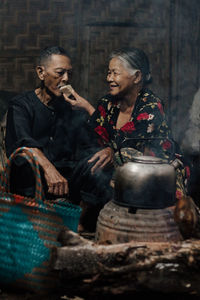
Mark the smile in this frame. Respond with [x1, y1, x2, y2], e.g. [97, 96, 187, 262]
[110, 84, 119, 88]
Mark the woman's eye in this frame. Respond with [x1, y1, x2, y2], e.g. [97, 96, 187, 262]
[107, 71, 120, 76]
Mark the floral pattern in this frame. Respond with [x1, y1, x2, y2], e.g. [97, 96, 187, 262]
[121, 121, 135, 133]
[89, 88, 189, 199]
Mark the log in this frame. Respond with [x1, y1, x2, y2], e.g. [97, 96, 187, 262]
[50, 229, 200, 298]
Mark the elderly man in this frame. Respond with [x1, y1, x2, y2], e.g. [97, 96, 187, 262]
[5, 46, 90, 198]
[5, 46, 114, 232]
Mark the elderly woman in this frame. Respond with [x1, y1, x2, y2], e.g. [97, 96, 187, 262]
[66, 48, 189, 231]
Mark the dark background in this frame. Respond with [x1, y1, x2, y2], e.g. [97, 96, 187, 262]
[0, 0, 199, 146]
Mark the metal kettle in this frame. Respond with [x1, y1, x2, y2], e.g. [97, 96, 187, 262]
[113, 137, 179, 209]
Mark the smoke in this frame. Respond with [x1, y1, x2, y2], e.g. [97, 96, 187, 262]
[181, 87, 200, 155]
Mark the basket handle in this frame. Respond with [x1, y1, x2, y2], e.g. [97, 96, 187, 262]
[0, 147, 44, 202]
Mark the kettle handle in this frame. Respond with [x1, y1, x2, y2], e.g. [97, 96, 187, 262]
[117, 136, 177, 164]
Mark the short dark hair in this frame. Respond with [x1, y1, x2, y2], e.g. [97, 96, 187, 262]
[38, 46, 70, 66]
[109, 48, 152, 85]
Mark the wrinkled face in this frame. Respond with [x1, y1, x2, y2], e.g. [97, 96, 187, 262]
[107, 57, 135, 97]
[37, 54, 72, 97]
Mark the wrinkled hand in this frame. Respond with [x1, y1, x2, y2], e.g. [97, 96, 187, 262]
[29, 148, 69, 196]
[63, 89, 95, 116]
[44, 164, 69, 196]
[88, 147, 114, 174]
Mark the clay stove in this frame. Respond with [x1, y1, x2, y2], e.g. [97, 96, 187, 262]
[95, 156, 182, 244]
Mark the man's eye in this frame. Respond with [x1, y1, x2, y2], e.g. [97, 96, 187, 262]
[56, 71, 65, 76]
[56, 70, 73, 77]
[67, 70, 73, 78]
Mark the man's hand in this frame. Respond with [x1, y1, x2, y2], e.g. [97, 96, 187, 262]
[30, 148, 69, 196]
[88, 147, 114, 174]
[44, 164, 69, 195]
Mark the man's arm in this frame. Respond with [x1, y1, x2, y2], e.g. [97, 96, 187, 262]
[6, 99, 68, 196]
[30, 148, 68, 196]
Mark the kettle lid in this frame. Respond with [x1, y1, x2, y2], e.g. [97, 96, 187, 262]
[131, 155, 165, 164]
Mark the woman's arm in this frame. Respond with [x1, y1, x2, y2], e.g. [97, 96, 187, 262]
[63, 89, 95, 116]
[87, 147, 114, 174]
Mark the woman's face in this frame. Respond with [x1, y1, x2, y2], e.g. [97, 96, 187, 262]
[107, 57, 135, 97]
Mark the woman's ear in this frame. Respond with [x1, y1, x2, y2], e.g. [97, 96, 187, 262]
[133, 70, 142, 84]
[36, 66, 45, 80]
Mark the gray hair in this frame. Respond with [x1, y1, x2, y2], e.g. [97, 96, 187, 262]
[109, 48, 152, 85]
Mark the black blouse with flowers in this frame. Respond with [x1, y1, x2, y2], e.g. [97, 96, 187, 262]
[88, 88, 190, 199]
[89, 88, 177, 161]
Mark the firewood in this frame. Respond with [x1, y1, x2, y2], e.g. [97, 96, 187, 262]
[51, 228, 200, 298]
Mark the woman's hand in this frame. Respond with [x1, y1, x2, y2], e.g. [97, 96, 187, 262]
[63, 88, 95, 116]
[88, 147, 114, 174]
[30, 148, 69, 196]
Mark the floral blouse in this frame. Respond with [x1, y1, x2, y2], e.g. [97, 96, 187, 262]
[89, 88, 189, 199]
[90, 88, 176, 160]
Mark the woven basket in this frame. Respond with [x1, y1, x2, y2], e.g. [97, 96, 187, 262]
[0, 147, 81, 293]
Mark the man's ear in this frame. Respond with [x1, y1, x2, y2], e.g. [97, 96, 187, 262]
[133, 70, 142, 84]
[36, 66, 45, 80]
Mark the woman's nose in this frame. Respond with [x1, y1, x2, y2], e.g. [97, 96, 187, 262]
[107, 74, 113, 82]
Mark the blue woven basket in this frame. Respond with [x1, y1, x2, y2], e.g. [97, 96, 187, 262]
[0, 147, 82, 293]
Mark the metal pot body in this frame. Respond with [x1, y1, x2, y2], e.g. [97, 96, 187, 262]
[114, 156, 176, 209]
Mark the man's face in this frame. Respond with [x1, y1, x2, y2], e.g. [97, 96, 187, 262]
[38, 54, 72, 97]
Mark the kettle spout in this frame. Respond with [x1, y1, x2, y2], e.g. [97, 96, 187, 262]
[170, 158, 184, 170]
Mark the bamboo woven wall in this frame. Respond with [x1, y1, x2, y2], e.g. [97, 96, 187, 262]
[0, 0, 199, 143]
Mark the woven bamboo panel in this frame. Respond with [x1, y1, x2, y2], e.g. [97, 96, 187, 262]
[0, 0, 78, 51]
[80, 25, 170, 105]
[0, 57, 37, 92]
[0, 0, 80, 92]
[81, 0, 169, 25]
